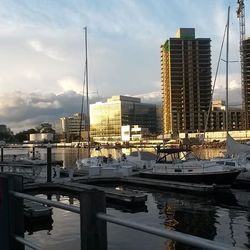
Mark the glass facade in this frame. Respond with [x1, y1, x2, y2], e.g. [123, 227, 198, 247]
[90, 96, 157, 141]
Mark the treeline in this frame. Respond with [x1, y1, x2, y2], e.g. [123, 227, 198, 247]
[0, 123, 55, 143]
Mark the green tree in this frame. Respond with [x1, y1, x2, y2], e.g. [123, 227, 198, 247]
[14, 128, 38, 142]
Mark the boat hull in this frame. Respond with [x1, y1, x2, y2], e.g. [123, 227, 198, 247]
[139, 169, 242, 185]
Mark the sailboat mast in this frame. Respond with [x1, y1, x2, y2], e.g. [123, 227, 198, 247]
[84, 27, 90, 155]
[226, 6, 230, 133]
[84, 27, 89, 125]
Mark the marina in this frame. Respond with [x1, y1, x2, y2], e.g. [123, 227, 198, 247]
[1, 0, 250, 249]
[1, 146, 250, 249]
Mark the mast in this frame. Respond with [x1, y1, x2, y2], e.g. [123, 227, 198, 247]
[84, 27, 90, 157]
[226, 6, 230, 134]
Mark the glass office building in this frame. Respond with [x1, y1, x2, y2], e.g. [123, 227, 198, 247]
[90, 95, 157, 141]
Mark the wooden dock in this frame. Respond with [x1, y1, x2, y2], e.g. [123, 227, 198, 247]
[24, 181, 147, 207]
[71, 175, 217, 193]
[122, 176, 217, 193]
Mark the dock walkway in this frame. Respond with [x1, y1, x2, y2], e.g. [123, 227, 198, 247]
[24, 181, 147, 207]
[71, 175, 217, 193]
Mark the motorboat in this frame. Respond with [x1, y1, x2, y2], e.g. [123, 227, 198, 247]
[76, 150, 153, 171]
[76, 153, 134, 177]
[139, 147, 243, 185]
[212, 133, 250, 180]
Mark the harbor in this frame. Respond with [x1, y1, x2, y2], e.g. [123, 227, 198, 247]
[1, 0, 250, 249]
[0, 146, 250, 249]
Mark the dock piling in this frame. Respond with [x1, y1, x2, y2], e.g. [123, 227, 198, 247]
[79, 189, 107, 250]
[0, 174, 24, 250]
[1, 147, 3, 172]
[47, 145, 52, 183]
[32, 147, 35, 160]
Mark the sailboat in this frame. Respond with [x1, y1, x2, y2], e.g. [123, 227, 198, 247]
[74, 28, 136, 177]
[210, 6, 250, 174]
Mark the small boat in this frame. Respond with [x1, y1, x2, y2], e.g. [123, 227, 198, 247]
[139, 147, 243, 186]
[76, 154, 134, 177]
[24, 200, 53, 218]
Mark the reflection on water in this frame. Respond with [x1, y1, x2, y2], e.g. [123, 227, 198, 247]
[25, 216, 53, 235]
[3, 146, 227, 168]
[24, 187, 250, 250]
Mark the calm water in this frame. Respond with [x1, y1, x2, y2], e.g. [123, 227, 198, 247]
[4, 147, 250, 249]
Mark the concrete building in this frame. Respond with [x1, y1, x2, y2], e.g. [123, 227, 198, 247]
[55, 113, 87, 142]
[29, 133, 54, 142]
[161, 28, 212, 135]
[209, 100, 243, 131]
[242, 38, 250, 129]
[90, 95, 157, 141]
[0, 125, 8, 133]
[121, 125, 149, 142]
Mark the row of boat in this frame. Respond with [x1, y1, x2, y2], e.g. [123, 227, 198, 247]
[75, 134, 250, 187]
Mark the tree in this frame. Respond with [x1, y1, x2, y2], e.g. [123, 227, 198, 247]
[14, 128, 38, 142]
[0, 127, 14, 142]
[37, 123, 55, 133]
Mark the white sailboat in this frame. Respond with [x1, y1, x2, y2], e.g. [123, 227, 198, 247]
[75, 28, 136, 177]
[211, 6, 250, 176]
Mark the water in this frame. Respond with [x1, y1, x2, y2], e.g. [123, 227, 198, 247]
[24, 187, 250, 250]
[4, 146, 250, 249]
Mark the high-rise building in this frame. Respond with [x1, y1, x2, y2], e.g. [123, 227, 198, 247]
[242, 38, 250, 129]
[55, 113, 87, 142]
[161, 28, 212, 135]
[90, 95, 157, 141]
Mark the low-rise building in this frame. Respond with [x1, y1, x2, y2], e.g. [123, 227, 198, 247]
[121, 125, 149, 141]
[209, 100, 243, 131]
[29, 133, 54, 142]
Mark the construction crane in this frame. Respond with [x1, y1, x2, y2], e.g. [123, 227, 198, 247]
[236, 0, 246, 123]
[236, 0, 246, 42]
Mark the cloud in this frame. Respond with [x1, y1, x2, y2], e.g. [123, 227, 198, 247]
[133, 91, 161, 104]
[57, 76, 83, 93]
[0, 91, 103, 133]
[0, 0, 248, 132]
[28, 39, 65, 61]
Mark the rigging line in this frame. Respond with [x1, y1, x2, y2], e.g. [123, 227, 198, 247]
[77, 62, 87, 160]
[199, 23, 228, 156]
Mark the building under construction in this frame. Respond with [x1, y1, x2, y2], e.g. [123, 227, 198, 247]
[242, 38, 250, 129]
[160, 28, 212, 135]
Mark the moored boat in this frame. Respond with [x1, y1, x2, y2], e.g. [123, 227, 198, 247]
[139, 148, 243, 186]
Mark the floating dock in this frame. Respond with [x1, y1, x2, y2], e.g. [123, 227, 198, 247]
[73, 176, 217, 194]
[24, 181, 147, 207]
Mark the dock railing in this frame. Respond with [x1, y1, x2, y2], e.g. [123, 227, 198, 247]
[0, 174, 244, 250]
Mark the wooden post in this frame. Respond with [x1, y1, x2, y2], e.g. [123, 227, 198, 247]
[80, 189, 107, 250]
[1, 147, 3, 172]
[47, 144, 52, 183]
[32, 147, 35, 160]
[0, 174, 24, 250]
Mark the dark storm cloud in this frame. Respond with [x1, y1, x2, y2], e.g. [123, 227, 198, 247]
[0, 91, 102, 132]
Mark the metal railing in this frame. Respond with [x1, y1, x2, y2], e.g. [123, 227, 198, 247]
[0, 174, 245, 250]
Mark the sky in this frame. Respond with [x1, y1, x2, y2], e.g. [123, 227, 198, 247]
[0, 0, 249, 132]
